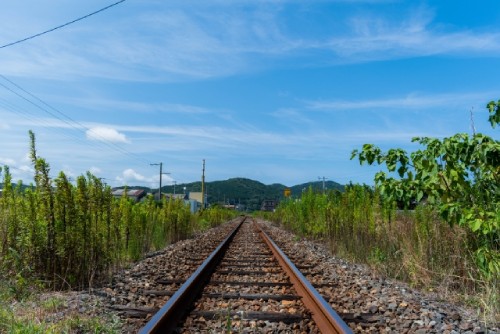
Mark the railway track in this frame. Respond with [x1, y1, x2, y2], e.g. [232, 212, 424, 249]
[139, 216, 352, 333]
[102, 216, 496, 333]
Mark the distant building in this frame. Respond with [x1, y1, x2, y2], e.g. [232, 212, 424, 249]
[164, 193, 187, 201]
[112, 188, 146, 202]
[261, 199, 278, 212]
[188, 192, 203, 203]
[188, 192, 208, 212]
[151, 193, 187, 201]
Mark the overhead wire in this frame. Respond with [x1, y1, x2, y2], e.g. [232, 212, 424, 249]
[0, 76, 153, 177]
[0, 0, 127, 49]
[0, 99, 144, 186]
[0, 94, 99, 149]
[0, 0, 157, 184]
[0, 75, 150, 165]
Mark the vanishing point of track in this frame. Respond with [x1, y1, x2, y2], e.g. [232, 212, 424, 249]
[139, 216, 353, 333]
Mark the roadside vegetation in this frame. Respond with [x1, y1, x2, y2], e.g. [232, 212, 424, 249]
[0, 282, 121, 334]
[0, 131, 237, 332]
[264, 100, 499, 325]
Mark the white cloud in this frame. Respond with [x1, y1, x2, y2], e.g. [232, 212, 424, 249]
[86, 127, 130, 143]
[0, 157, 16, 166]
[89, 166, 102, 175]
[122, 169, 148, 182]
[17, 165, 33, 173]
[115, 168, 168, 186]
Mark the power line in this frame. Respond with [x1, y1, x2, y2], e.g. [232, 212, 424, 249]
[0, 0, 127, 49]
[0, 94, 107, 155]
[0, 75, 151, 167]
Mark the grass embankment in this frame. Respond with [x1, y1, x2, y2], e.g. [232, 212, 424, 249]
[263, 186, 498, 325]
[0, 164, 236, 332]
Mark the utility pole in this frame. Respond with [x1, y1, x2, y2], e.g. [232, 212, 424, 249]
[318, 176, 328, 194]
[173, 181, 177, 196]
[470, 107, 476, 136]
[201, 159, 206, 210]
[150, 162, 170, 200]
[98, 177, 107, 186]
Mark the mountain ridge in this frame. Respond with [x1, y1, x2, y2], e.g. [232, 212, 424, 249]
[155, 177, 344, 211]
[1, 178, 344, 211]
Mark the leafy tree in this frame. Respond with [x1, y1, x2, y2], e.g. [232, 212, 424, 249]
[351, 101, 499, 275]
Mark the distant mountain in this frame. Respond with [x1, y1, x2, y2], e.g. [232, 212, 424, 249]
[1, 178, 344, 212]
[157, 178, 344, 211]
[0, 182, 32, 192]
[290, 180, 344, 195]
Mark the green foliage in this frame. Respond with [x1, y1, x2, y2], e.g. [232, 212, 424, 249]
[0, 282, 122, 333]
[198, 205, 237, 229]
[267, 187, 484, 291]
[487, 99, 500, 128]
[0, 131, 236, 290]
[351, 101, 499, 277]
[273, 185, 379, 245]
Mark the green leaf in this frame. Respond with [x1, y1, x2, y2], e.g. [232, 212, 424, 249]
[470, 219, 482, 232]
[416, 190, 423, 202]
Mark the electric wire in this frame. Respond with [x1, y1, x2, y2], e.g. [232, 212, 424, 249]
[0, 95, 120, 181]
[0, 77, 150, 166]
[0, 0, 127, 49]
[0, 77, 154, 184]
[0, 95, 94, 147]
[0, 97, 139, 187]
[0, 75, 150, 165]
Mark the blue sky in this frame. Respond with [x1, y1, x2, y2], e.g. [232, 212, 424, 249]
[0, 0, 499, 188]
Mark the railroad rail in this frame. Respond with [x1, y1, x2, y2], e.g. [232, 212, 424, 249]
[139, 216, 353, 333]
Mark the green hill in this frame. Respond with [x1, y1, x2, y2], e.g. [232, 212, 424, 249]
[158, 178, 344, 211]
[1, 178, 344, 211]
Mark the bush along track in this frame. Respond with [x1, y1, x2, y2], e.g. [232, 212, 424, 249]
[268, 100, 499, 327]
[351, 100, 499, 277]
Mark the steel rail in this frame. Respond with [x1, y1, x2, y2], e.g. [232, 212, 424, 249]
[139, 217, 246, 334]
[256, 222, 353, 334]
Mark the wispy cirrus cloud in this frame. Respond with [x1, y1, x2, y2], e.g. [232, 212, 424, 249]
[306, 92, 495, 111]
[270, 108, 315, 126]
[325, 8, 500, 61]
[50, 96, 213, 115]
[1, 2, 499, 82]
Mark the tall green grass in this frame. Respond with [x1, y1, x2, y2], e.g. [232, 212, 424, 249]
[0, 166, 236, 290]
[268, 185, 497, 322]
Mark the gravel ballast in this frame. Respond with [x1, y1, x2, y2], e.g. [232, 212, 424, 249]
[38, 218, 498, 333]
